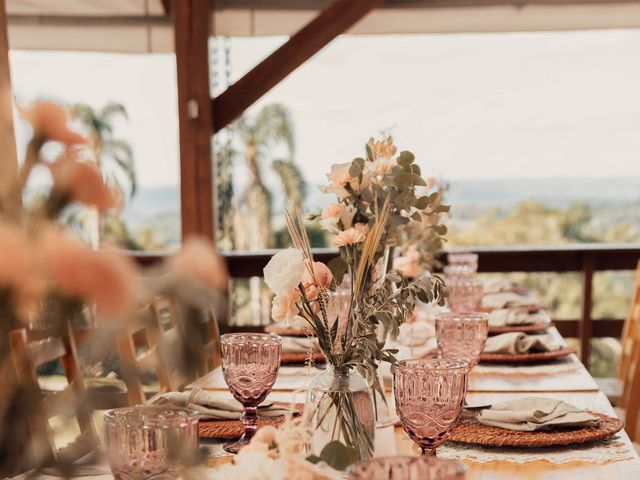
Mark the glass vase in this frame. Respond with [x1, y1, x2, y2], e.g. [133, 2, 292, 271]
[307, 366, 376, 464]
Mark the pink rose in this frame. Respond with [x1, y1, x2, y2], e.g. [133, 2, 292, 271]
[302, 262, 333, 288]
[271, 290, 300, 324]
[168, 236, 229, 293]
[20, 101, 85, 146]
[48, 157, 117, 211]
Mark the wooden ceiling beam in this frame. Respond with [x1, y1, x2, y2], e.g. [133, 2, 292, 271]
[211, 0, 385, 130]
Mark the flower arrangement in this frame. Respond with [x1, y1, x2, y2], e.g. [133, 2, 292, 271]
[263, 137, 447, 463]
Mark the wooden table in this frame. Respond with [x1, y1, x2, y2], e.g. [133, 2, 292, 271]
[194, 327, 640, 479]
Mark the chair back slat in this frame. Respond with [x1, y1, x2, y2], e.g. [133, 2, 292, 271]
[10, 323, 98, 468]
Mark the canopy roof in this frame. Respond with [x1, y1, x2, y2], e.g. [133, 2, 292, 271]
[6, 0, 640, 52]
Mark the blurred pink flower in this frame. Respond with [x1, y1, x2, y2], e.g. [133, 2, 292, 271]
[168, 236, 229, 293]
[48, 157, 117, 210]
[271, 290, 300, 324]
[19, 101, 85, 146]
[321, 202, 345, 221]
[0, 223, 41, 321]
[39, 228, 140, 318]
[332, 227, 366, 247]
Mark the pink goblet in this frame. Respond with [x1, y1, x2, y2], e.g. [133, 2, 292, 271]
[392, 359, 467, 456]
[446, 278, 483, 313]
[221, 333, 281, 453]
[435, 312, 489, 370]
[349, 455, 466, 479]
[446, 252, 478, 274]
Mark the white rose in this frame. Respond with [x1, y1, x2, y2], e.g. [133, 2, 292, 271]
[263, 248, 305, 296]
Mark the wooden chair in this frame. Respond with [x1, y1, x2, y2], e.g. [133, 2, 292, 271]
[115, 303, 193, 405]
[10, 322, 98, 468]
[596, 261, 640, 402]
[154, 297, 222, 377]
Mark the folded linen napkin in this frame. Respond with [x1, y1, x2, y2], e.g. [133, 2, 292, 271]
[483, 279, 529, 295]
[488, 309, 551, 327]
[150, 388, 292, 420]
[482, 292, 541, 310]
[483, 332, 562, 354]
[282, 336, 319, 353]
[476, 397, 600, 431]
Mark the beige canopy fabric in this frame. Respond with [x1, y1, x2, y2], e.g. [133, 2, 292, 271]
[5, 0, 640, 53]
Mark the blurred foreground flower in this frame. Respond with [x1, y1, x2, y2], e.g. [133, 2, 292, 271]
[19, 101, 85, 146]
[38, 227, 140, 318]
[48, 157, 118, 211]
[168, 236, 229, 294]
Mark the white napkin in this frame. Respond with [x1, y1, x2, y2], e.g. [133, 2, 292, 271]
[482, 292, 541, 310]
[150, 388, 291, 420]
[476, 397, 600, 431]
[483, 332, 562, 354]
[488, 309, 551, 327]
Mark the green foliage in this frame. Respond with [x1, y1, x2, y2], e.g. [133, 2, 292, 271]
[307, 440, 360, 470]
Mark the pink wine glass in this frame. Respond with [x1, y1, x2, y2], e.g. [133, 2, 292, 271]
[392, 359, 467, 456]
[221, 333, 281, 453]
[435, 312, 489, 370]
[446, 252, 478, 275]
[349, 455, 466, 479]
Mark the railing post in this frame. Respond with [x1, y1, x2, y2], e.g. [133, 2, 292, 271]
[580, 254, 595, 369]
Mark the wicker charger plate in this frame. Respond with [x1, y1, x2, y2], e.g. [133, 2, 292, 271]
[199, 403, 304, 439]
[481, 304, 546, 314]
[448, 412, 623, 448]
[265, 324, 314, 337]
[479, 347, 575, 364]
[281, 351, 326, 364]
[488, 321, 554, 335]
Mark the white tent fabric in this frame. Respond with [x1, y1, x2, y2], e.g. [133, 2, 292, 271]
[5, 0, 640, 53]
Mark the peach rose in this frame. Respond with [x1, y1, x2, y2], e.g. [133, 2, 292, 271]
[332, 227, 366, 248]
[39, 228, 140, 318]
[20, 101, 85, 146]
[0, 223, 42, 320]
[271, 290, 300, 324]
[168, 236, 229, 293]
[48, 157, 117, 211]
[302, 262, 333, 289]
[354, 222, 369, 236]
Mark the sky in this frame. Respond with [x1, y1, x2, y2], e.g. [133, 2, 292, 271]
[9, 28, 640, 188]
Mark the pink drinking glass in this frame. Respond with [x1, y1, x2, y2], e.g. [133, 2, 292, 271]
[446, 278, 483, 313]
[392, 359, 467, 456]
[435, 312, 489, 370]
[349, 455, 466, 479]
[220, 333, 281, 453]
[446, 252, 478, 274]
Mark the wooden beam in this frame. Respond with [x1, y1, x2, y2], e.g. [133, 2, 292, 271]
[173, 0, 215, 239]
[0, 0, 19, 219]
[161, 0, 172, 16]
[212, 0, 385, 130]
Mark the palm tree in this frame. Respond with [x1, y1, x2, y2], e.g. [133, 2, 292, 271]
[70, 102, 137, 248]
[220, 103, 306, 324]
[71, 102, 137, 198]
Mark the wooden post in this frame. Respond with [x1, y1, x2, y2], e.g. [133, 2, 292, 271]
[580, 255, 595, 369]
[0, 0, 19, 218]
[173, 0, 215, 240]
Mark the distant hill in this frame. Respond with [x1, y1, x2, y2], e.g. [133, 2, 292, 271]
[119, 177, 640, 241]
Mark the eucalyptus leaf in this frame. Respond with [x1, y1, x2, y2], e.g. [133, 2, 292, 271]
[327, 256, 348, 285]
[398, 151, 415, 166]
[415, 195, 431, 210]
[319, 441, 358, 471]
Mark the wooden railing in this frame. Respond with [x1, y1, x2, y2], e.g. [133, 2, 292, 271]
[130, 243, 640, 370]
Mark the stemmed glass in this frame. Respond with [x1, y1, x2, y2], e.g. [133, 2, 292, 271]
[220, 333, 282, 453]
[435, 312, 489, 371]
[446, 252, 478, 275]
[392, 359, 468, 456]
[349, 455, 466, 479]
